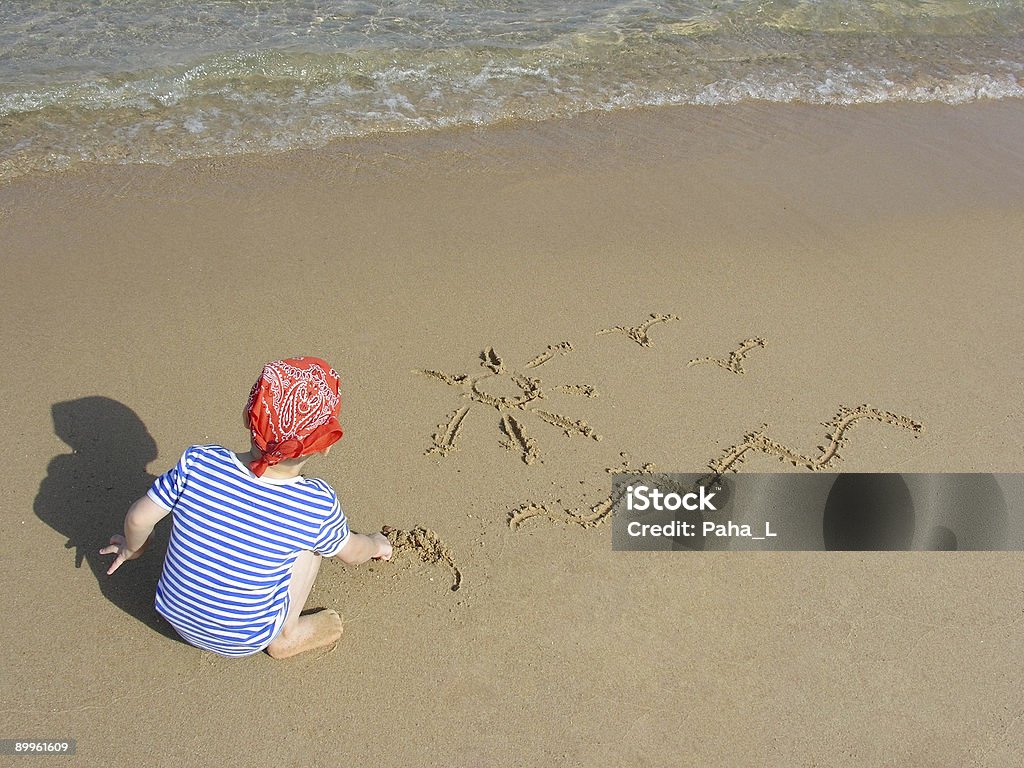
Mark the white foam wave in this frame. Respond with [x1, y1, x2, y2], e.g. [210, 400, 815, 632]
[1, 47, 1022, 181]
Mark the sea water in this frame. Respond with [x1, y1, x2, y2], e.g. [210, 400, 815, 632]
[1, 0, 1022, 180]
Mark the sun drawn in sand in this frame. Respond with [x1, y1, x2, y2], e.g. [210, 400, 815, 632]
[415, 343, 602, 465]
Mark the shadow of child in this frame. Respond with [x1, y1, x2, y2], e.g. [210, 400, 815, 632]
[35, 396, 181, 642]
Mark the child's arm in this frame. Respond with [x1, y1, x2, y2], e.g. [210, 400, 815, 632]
[334, 531, 392, 565]
[100, 495, 172, 575]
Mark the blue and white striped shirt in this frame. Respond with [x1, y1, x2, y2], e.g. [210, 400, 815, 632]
[148, 445, 350, 657]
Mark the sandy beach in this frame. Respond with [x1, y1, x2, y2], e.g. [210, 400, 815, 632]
[1, 100, 1022, 766]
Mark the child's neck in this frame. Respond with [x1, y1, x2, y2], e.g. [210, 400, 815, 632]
[242, 449, 306, 479]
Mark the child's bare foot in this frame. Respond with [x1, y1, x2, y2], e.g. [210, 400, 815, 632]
[266, 609, 343, 659]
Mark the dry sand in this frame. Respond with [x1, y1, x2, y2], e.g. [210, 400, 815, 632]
[1, 100, 1022, 767]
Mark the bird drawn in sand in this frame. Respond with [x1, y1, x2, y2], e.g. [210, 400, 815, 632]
[688, 337, 767, 374]
[596, 313, 679, 347]
[415, 343, 601, 465]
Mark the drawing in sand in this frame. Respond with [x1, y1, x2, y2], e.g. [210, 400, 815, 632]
[688, 337, 767, 374]
[511, 404, 923, 530]
[382, 525, 463, 592]
[415, 343, 601, 465]
[597, 313, 679, 347]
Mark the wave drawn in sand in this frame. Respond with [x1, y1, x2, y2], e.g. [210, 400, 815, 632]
[709, 403, 924, 474]
[510, 404, 923, 530]
[509, 453, 656, 530]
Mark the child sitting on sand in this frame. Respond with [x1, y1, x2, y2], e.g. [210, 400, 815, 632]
[102, 356, 392, 659]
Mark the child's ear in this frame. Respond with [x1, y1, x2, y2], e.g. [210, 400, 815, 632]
[242, 407, 249, 429]
[323, 445, 333, 457]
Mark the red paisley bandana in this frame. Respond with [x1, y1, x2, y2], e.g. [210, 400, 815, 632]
[245, 357, 343, 477]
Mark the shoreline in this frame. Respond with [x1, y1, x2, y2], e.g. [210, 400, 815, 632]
[4, 96, 1023, 191]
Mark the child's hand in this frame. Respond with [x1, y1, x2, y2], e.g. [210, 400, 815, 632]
[370, 532, 393, 561]
[100, 534, 150, 575]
